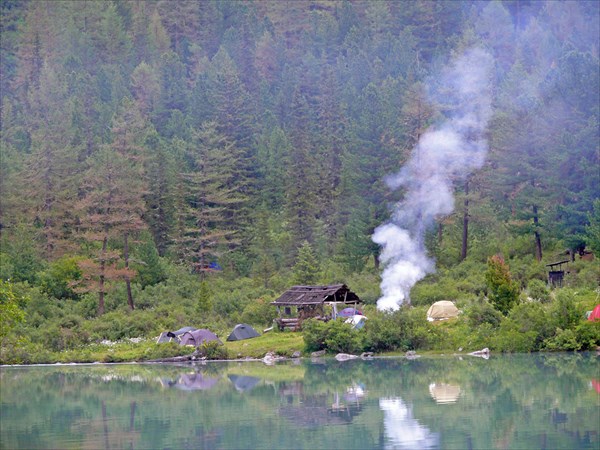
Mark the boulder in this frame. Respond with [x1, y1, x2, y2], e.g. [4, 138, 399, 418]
[335, 353, 358, 361]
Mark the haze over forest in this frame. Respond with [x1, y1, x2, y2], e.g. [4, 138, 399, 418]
[0, 0, 598, 316]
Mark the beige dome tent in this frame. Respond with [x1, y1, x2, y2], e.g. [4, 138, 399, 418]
[426, 301, 459, 321]
[429, 383, 461, 404]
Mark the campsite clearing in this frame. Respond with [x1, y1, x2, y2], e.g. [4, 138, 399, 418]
[224, 331, 304, 359]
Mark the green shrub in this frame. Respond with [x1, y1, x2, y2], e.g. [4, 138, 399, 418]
[0, 280, 27, 343]
[198, 341, 229, 360]
[485, 255, 519, 315]
[544, 328, 580, 351]
[363, 307, 436, 352]
[302, 319, 329, 352]
[490, 302, 555, 352]
[410, 281, 460, 307]
[38, 256, 81, 300]
[549, 289, 584, 331]
[324, 319, 363, 354]
[241, 298, 277, 327]
[466, 300, 503, 328]
[574, 320, 600, 350]
[527, 279, 550, 303]
[492, 320, 538, 352]
[303, 319, 363, 354]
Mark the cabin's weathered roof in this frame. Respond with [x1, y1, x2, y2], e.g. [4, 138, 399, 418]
[271, 284, 361, 306]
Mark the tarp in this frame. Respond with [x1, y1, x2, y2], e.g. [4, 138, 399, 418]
[156, 326, 197, 344]
[338, 307, 363, 318]
[171, 326, 197, 336]
[179, 329, 222, 347]
[156, 331, 176, 344]
[227, 323, 260, 341]
[588, 304, 600, 321]
[345, 314, 367, 330]
[426, 301, 459, 321]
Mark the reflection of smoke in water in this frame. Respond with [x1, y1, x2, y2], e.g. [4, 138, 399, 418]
[379, 397, 439, 449]
[373, 48, 493, 311]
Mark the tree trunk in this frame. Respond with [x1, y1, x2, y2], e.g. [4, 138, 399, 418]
[124, 231, 134, 310]
[98, 234, 107, 316]
[533, 205, 542, 261]
[101, 400, 110, 450]
[460, 179, 469, 261]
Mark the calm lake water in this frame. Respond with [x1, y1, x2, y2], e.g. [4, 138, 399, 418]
[1, 353, 598, 449]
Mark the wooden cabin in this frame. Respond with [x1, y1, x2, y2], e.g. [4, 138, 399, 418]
[271, 284, 361, 331]
[546, 260, 569, 287]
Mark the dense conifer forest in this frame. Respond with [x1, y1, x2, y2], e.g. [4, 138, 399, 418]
[0, 0, 598, 362]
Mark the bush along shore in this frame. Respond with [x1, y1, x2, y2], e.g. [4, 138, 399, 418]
[2, 274, 599, 365]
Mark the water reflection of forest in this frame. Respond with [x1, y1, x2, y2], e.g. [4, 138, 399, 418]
[1, 354, 598, 450]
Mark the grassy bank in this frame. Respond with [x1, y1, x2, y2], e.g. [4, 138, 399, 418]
[1, 331, 306, 365]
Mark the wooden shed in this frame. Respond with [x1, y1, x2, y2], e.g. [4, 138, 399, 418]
[546, 260, 569, 287]
[271, 284, 361, 331]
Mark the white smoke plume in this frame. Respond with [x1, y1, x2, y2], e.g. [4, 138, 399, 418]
[373, 48, 493, 311]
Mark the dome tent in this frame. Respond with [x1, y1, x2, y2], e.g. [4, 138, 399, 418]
[179, 329, 222, 347]
[426, 301, 459, 322]
[227, 323, 260, 341]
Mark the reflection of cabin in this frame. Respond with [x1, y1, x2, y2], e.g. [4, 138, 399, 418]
[278, 391, 363, 427]
[271, 284, 361, 331]
[546, 260, 569, 287]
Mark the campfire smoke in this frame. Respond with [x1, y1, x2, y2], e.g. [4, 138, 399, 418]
[373, 48, 493, 311]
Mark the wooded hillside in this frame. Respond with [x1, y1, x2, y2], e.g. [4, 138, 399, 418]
[0, 1, 598, 355]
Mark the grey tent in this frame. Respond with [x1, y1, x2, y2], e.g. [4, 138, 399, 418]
[226, 323, 260, 341]
[156, 326, 197, 344]
[179, 329, 222, 347]
[174, 373, 220, 391]
[228, 374, 261, 392]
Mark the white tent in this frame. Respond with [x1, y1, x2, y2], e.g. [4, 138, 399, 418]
[426, 301, 459, 322]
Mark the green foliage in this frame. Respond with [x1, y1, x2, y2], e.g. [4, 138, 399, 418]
[240, 297, 277, 328]
[38, 256, 82, 300]
[466, 300, 503, 328]
[485, 255, 520, 315]
[302, 318, 363, 354]
[585, 199, 600, 255]
[302, 319, 330, 352]
[198, 340, 228, 360]
[526, 279, 550, 303]
[492, 321, 538, 353]
[292, 241, 321, 285]
[363, 307, 436, 352]
[488, 302, 546, 352]
[0, 252, 15, 281]
[81, 309, 162, 343]
[323, 319, 363, 354]
[543, 328, 580, 351]
[410, 280, 461, 306]
[549, 289, 584, 331]
[196, 281, 213, 313]
[0, 280, 27, 342]
[0, 1, 598, 362]
[0, 225, 44, 284]
[132, 233, 167, 288]
[574, 320, 600, 350]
